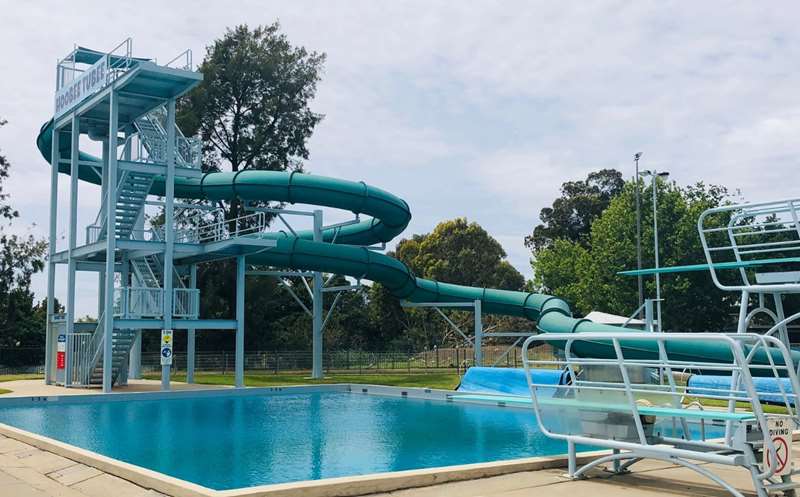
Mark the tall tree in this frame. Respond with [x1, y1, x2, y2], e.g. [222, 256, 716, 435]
[0, 119, 48, 352]
[178, 22, 326, 219]
[532, 179, 737, 332]
[525, 169, 624, 252]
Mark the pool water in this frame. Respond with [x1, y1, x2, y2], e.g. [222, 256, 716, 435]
[0, 391, 573, 490]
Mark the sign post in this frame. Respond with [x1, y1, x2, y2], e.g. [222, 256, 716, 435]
[160, 329, 173, 367]
[764, 416, 794, 476]
[55, 334, 66, 384]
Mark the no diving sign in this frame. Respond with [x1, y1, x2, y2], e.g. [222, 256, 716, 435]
[764, 417, 795, 476]
[160, 329, 173, 366]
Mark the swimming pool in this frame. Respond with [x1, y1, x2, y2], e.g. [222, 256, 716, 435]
[0, 386, 576, 491]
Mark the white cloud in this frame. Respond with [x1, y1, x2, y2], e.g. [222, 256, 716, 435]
[3, 1, 800, 315]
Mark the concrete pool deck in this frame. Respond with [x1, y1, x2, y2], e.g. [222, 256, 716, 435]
[0, 429, 788, 497]
[0, 381, 790, 497]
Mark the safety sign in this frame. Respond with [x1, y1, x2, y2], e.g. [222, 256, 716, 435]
[764, 416, 794, 476]
[160, 329, 173, 366]
[56, 334, 66, 370]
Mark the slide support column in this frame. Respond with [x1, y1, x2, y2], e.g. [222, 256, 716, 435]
[161, 99, 176, 391]
[45, 124, 60, 384]
[102, 92, 119, 393]
[311, 209, 324, 379]
[187, 264, 197, 384]
[65, 116, 79, 387]
[235, 256, 245, 387]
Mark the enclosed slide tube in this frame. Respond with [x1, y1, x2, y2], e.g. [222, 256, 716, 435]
[37, 121, 800, 369]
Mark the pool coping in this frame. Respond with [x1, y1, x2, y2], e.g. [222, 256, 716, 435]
[0, 383, 607, 497]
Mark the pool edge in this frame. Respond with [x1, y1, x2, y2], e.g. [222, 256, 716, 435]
[0, 383, 611, 497]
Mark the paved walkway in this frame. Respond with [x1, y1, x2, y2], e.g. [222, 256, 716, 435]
[0, 378, 228, 397]
[0, 433, 165, 497]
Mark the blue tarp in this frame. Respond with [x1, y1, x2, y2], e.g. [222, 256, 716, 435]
[457, 367, 565, 396]
[687, 375, 796, 406]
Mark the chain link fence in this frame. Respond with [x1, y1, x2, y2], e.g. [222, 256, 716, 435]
[0, 344, 558, 377]
[141, 344, 558, 376]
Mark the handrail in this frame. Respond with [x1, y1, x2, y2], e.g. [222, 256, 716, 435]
[164, 49, 192, 71]
[197, 211, 267, 242]
[521, 331, 800, 487]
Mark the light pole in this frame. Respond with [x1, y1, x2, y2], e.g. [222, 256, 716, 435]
[639, 169, 669, 332]
[634, 153, 643, 317]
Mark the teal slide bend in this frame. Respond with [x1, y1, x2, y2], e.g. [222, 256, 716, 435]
[36, 120, 800, 368]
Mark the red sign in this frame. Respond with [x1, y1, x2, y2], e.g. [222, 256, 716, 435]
[57, 351, 65, 370]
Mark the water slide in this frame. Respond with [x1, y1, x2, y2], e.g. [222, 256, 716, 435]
[35, 121, 800, 369]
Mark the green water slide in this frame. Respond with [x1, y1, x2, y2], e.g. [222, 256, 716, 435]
[36, 120, 800, 369]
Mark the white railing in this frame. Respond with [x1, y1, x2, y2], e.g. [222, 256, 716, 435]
[66, 333, 93, 386]
[698, 197, 800, 292]
[85, 224, 104, 244]
[114, 287, 164, 318]
[164, 48, 193, 71]
[107, 38, 134, 84]
[173, 288, 200, 318]
[197, 212, 267, 242]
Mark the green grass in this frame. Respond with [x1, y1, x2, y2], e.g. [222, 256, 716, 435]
[143, 372, 462, 390]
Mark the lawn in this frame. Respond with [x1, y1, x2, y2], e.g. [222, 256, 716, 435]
[143, 372, 462, 390]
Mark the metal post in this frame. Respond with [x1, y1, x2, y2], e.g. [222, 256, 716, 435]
[567, 440, 576, 477]
[187, 264, 197, 384]
[235, 255, 245, 388]
[474, 300, 483, 366]
[652, 173, 663, 332]
[128, 331, 142, 379]
[45, 124, 60, 384]
[634, 153, 643, 318]
[773, 293, 789, 347]
[161, 99, 176, 391]
[64, 116, 79, 387]
[102, 92, 119, 393]
[117, 254, 130, 386]
[311, 209, 324, 379]
[645, 299, 654, 333]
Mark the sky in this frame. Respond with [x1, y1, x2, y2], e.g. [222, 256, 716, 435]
[0, 1, 798, 317]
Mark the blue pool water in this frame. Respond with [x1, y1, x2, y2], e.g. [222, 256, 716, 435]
[0, 391, 575, 490]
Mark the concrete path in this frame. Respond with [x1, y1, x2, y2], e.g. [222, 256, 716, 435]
[0, 379, 228, 397]
[0, 433, 166, 497]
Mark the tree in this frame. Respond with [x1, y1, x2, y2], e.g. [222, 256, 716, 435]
[0, 119, 48, 352]
[525, 169, 624, 252]
[368, 218, 527, 350]
[178, 22, 326, 219]
[397, 218, 525, 290]
[532, 179, 738, 332]
[167, 24, 325, 354]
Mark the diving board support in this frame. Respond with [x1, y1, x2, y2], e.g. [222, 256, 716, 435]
[235, 255, 245, 388]
[522, 331, 800, 497]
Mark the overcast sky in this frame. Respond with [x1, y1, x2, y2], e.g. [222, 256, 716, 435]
[1, 1, 797, 316]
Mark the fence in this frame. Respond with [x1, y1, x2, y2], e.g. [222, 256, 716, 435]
[0, 347, 46, 375]
[140, 344, 558, 376]
[0, 344, 558, 377]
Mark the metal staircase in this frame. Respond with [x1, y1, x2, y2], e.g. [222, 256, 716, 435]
[90, 170, 155, 242]
[133, 105, 201, 169]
